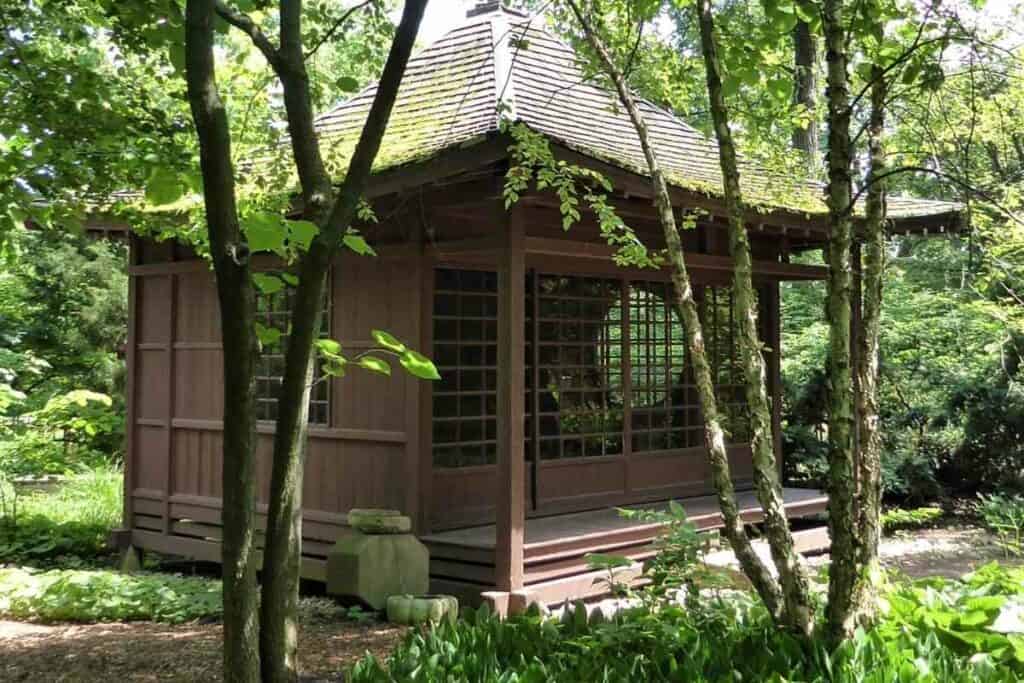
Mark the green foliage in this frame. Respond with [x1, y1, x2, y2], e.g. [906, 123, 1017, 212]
[880, 506, 944, 534]
[0, 465, 122, 567]
[977, 493, 1024, 558]
[615, 501, 724, 600]
[350, 564, 1024, 682]
[782, 238, 1023, 502]
[502, 120, 655, 268]
[0, 567, 221, 623]
[0, 390, 123, 476]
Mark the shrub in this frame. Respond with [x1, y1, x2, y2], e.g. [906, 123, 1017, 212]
[880, 506, 944, 534]
[0, 567, 221, 623]
[0, 390, 123, 477]
[977, 492, 1024, 557]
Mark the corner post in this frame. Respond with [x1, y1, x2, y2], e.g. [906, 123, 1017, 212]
[495, 202, 526, 594]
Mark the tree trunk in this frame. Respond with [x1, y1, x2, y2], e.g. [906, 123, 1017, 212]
[792, 19, 819, 172]
[852, 64, 887, 621]
[258, 2, 428, 681]
[821, 0, 859, 643]
[566, 1, 786, 623]
[183, 2, 261, 681]
[696, 0, 814, 636]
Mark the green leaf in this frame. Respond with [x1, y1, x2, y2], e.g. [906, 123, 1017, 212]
[281, 273, 299, 286]
[371, 329, 406, 354]
[343, 233, 377, 256]
[357, 356, 391, 376]
[336, 75, 359, 92]
[323, 356, 348, 377]
[144, 168, 186, 206]
[254, 322, 282, 349]
[315, 339, 342, 356]
[287, 220, 319, 252]
[244, 212, 287, 254]
[399, 349, 440, 380]
[252, 273, 285, 295]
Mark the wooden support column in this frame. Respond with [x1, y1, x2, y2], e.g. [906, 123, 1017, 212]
[122, 235, 139, 531]
[495, 203, 526, 594]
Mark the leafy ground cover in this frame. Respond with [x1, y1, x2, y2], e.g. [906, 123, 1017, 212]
[350, 564, 1024, 682]
[0, 567, 221, 623]
[0, 464, 122, 567]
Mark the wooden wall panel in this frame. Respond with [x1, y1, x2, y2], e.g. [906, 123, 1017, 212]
[135, 350, 170, 420]
[174, 349, 223, 420]
[172, 428, 223, 499]
[431, 467, 498, 529]
[133, 425, 168, 493]
[175, 271, 220, 343]
[137, 276, 172, 344]
[332, 253, 417, 435]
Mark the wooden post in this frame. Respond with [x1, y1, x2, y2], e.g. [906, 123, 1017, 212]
[495, 203, 526, 594]
[122, 234, 139, 533]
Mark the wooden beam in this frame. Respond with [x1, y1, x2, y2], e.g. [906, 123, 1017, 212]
[522, 237, 828, 280]
[495, 203, 526, 593]
[428, 235, 505, 258]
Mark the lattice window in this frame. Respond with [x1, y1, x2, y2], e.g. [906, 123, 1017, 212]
[255, 282, 331, 425]
[533, 274, 624, 460]
[430, 270, 758, 469]
[625, 281, 701, 453]
[431, 268, 499, 468]
[701, 284, 753, 443]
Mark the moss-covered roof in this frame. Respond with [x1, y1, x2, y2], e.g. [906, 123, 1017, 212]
[315, 5, 962, 228]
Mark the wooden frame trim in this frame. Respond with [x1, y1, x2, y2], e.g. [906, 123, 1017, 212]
[494, 203, 526, 592]
[523, 237, 827, 280]
[166, 418, 406, 443]
[123, 235, 139, 530]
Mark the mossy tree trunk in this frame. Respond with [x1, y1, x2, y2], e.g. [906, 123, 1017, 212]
[695, 0, 814, 636]
[183, 2, 261, 680]
[566, 0, 787, 623]
[852, 64, 888, 622]
[821, 0, 861, 643]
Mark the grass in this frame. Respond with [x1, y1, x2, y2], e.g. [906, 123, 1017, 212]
[0, 464, 122, 567]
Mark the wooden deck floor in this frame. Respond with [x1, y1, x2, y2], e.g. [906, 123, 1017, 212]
[422, 487, 828, 551]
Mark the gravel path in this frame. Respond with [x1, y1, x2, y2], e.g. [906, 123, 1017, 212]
[0, 617, 406, 682]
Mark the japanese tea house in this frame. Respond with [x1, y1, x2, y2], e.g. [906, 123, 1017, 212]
[119, 3, 964, 607]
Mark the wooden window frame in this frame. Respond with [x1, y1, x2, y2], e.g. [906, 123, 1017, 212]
[430, 267, 756, 468]
[254, 273, 332, 426]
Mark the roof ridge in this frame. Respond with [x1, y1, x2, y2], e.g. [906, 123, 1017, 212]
[490, 11, 519, 125]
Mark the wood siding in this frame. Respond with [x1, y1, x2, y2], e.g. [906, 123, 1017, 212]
[125, 237, 423, 570]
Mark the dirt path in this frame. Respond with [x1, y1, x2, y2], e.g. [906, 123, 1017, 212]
[0, 617, 406, 682]
[877, 525, 1021, 579]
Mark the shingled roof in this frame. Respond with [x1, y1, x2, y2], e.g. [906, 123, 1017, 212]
[314, 3, 962, 230]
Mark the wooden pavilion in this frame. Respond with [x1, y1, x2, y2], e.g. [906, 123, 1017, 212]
[119, 2, 964, 607]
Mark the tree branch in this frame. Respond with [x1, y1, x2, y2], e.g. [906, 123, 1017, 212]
[304, 0, 374, 59]
[214, 1, 282, 70]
